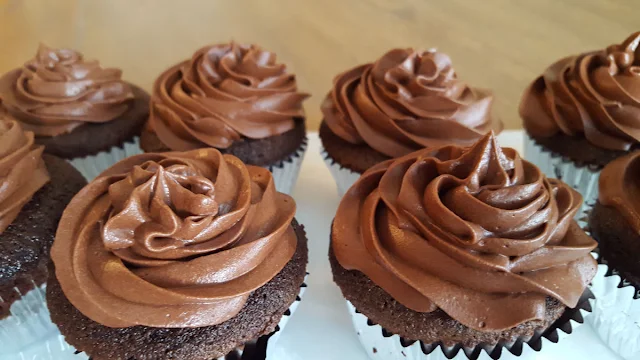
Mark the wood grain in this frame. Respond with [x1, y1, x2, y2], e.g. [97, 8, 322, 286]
[1, 0, 637, 129]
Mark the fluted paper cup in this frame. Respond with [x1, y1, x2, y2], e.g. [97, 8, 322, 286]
[0, 281, 59, 360]
[321, 147, 362, 197]
[588, 261, 640, 360]
[346, 290, 593, 360]
[268, 140, 307, 195]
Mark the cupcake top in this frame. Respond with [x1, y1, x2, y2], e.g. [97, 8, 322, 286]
[51, 148, 297, 328]
[321, 48, 502, 158]
[598, 150, 640, 233]
[0, 44, 134, 137]
[520, 32, 640, 151]
[149, 42, 309, 151]
[0, 107, 50, 233]
[331, 132, 597, 331]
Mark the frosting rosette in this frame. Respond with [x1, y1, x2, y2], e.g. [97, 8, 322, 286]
[0, 44, 134, 137]
[598, 150, 640, 233]
[321, 48, 502, 158]
[520, 32, 640, 151]
[332, 132, 597, 331]
[51, 148, 298, 328]
[149, 42, 309, 151]
[0, 110, 50, 233]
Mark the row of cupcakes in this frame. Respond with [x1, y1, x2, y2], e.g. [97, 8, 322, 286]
[0, 43, 309, 193]
[0, 30, 638, 359]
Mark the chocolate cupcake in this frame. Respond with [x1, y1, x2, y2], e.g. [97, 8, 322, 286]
[320, 48, 503, 195]
[520, 31, 640, 215]
[0, 44, 150, 180]
[48, 148, 308, 359]
[587, 151, 640, 359]
[0, 108, 86, 357]
[141, 42, 309, 194]
[329, 133, 596, 359]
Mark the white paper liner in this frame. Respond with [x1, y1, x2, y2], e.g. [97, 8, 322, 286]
[30, 276, 308, 360]
[347, 295, 591, 360]
[0, 283, 60, 360]
[320, 147, 362, 197]
[587, 262, 640, 360]
[524, 135, 601, 219]
[69, 137, 142, 181]
[265, 277, 307, 360]
[268, 141, 307, 195]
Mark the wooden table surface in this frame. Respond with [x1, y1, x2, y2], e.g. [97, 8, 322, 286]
[1, 0, 637, 130]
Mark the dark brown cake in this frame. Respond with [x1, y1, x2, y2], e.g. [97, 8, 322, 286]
[329, 246, 565, 348]
[36, 85, 150, 159]
[319, 121, 389, 174]
[0, 155, 86, 318]
[141, 118, 306, 168]
[47, 221, 308, 360]
[589, 202, 640, 288]
[528, 133, 636, 169]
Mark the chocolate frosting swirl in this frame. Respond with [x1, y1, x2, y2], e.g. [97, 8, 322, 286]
[520, 32, 640, 151]
[51, 149, 297, 328]
[598, 150, 640, 233]
[0, 44, 134, 137]
[332, 133, 596, 331]
[321, 48, 502, 158]
[149, 42, 309, 151]
[0, 109, 50, 233]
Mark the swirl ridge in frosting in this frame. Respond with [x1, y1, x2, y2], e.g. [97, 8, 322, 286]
[520, 32, 640, 151]
[0, 44, 134, 137]
[149, 42, 310, 151]
[597, 150, 640, 233]
[332, 132, 596, 331]
[51, 148, 298, 328]
[0, 108, 50, 233]
[321, 48, 502, 158]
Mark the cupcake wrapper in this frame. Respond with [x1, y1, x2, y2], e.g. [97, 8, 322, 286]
[0, 281, 60, 360]
[268, 139, 307, 195]
[524, 136, 600, 221]
[587, 258, 640, 360]
[346, 289, 592, 360]
[321, 147, 362, 197]
[69, 137, 143, 181]
[230, 275, 308, 360]
[32, 276, 308, 360]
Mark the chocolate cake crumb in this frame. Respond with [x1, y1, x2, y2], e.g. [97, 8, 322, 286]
[319, 121, 390, 174]
[329, 245, 566, 348]
[0, 155, 86, 318]
[141, 118, 306, 168]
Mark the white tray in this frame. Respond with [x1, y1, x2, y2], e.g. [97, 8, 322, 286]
[275, 131, 620, 360]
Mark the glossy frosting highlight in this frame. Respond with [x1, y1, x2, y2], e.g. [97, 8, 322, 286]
[332, 133, 597, 331]
[149, 42, 309, 151]
[0, 110, 50, 233]
[520, 32, 640, 151]
[0, 44, 134, 137]
[598, 150, 640, 233]
[51, 149, 297, 328]
[322, 48, 502, 158]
